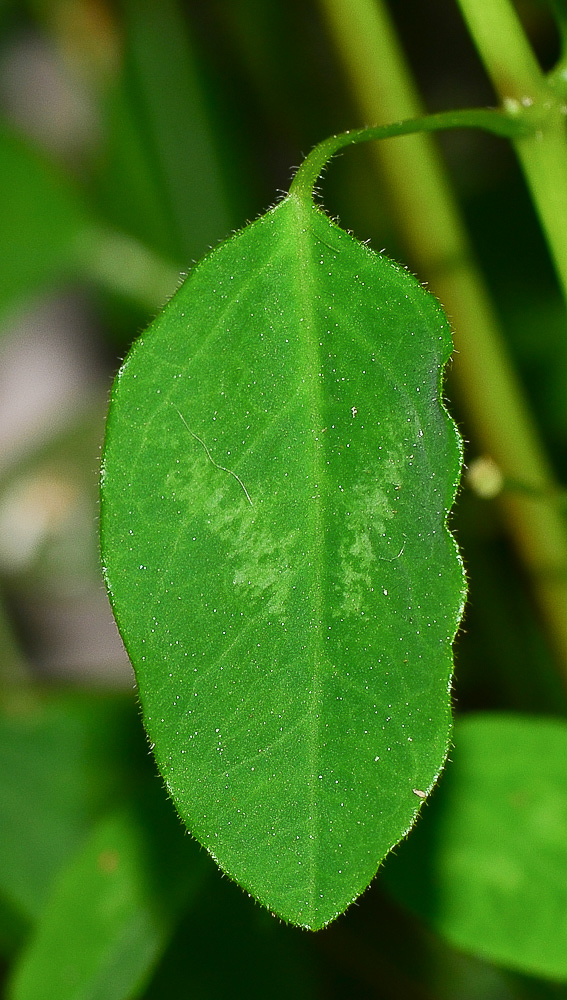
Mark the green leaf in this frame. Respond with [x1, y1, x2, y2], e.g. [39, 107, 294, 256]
[0, 690, 142, 936]
[382, 714, 567, 980]
[8, 802, 208, 1000]
[100, 184, 465, 929]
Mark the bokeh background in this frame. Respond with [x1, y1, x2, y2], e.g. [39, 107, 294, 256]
[1, 2, 566, 998]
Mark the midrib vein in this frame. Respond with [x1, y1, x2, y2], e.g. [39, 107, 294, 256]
[290, 194, 326, 919]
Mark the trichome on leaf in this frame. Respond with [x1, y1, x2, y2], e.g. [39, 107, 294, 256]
[100, 152, 466, 929]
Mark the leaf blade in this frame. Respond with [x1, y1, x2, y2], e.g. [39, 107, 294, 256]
[100, 193, 465, 928]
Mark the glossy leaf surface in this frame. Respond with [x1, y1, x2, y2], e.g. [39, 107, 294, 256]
[383, 714, 567, 980]
[100, 190, 465, 928]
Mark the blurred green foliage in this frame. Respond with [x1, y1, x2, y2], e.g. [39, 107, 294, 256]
[1, 1, 567, 997]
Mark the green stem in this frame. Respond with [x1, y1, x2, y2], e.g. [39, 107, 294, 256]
[547, 0, 567, 74]
[454, 0, 549, 101]
[456, 0, 567, 311]
[290, 108, 531, 201]
[317, 0, 567, 679]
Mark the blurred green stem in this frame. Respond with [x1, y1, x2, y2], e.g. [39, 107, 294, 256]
[454, 0, 550, 100]
[456, 0, 567, 316]
[317, 0, 567, 678]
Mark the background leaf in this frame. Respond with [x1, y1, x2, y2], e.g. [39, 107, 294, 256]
[8, 801, 208, 1000]
[382, 713, 567, 980]
[100, 192, 466, 929]
[0, 689, 141, 950]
